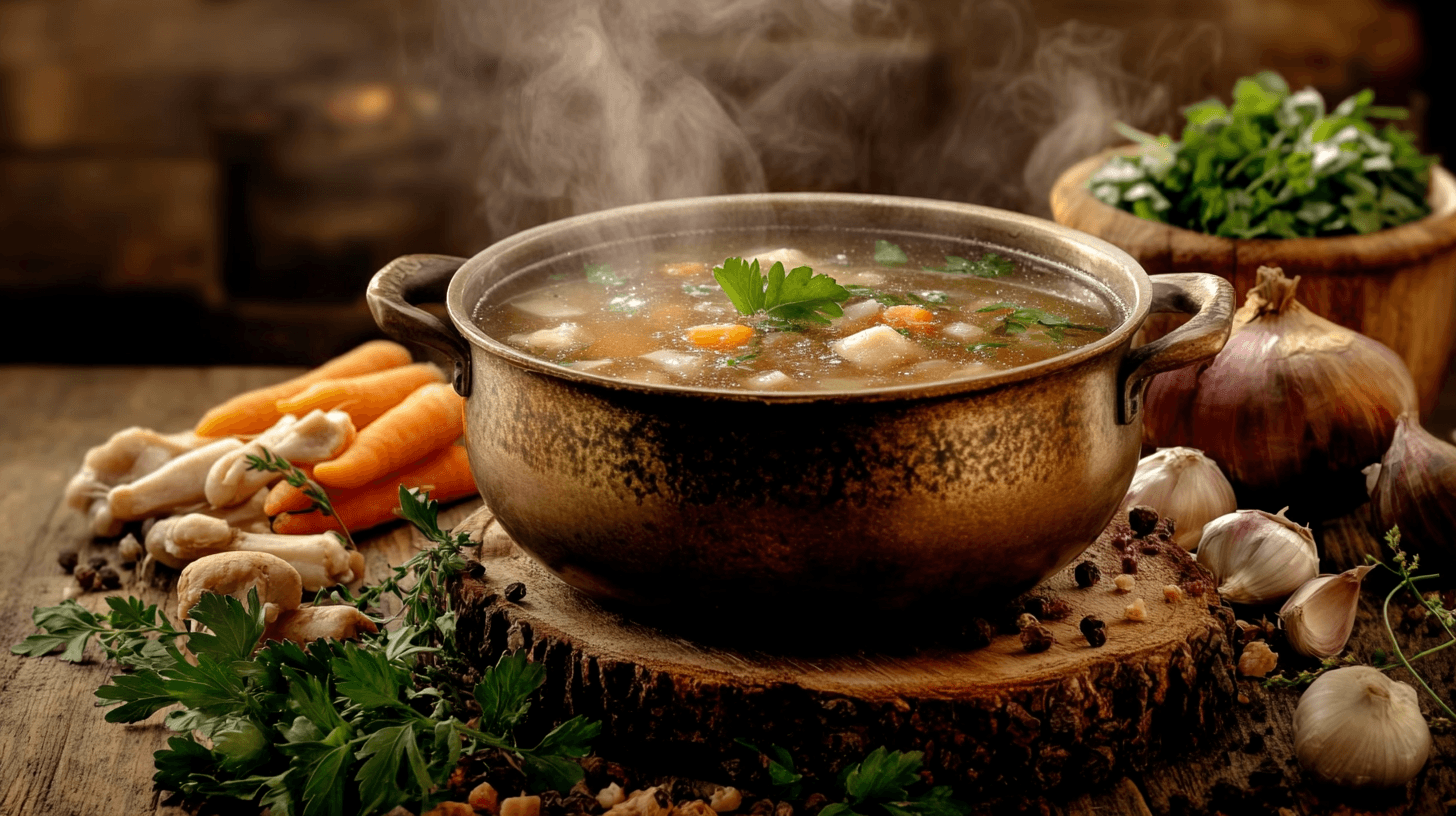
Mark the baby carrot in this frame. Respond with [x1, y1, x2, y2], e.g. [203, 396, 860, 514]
[195, 340, 413, 437]
[881, 305, 935, 335]
[271, 446, 476, 534]
[262, 465, 318, 517]
[311, 382, 464, 489]
[275, 362, 446, 428]
[685, 323, 755, 350]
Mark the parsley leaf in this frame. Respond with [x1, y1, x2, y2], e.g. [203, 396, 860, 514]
[474, 651, 545, 735]
[976, 303, 1108, 340]
[922, 252, 1015, 278]
[821, 747, 969, 816]
[712, 257, 850, 325]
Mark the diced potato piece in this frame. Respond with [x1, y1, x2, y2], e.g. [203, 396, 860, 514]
[746, 370, 794, 390]
[508, 323, 592, 354]
[831, 325, 925, 371]
[509, 292, 587, 319]
[748, 248, 813, 270]
[685, 324, 754, 350]
[640, 350, 704, 378]
[832, 299, 883, 333]
[943, 322, 987, 342]
[880, 305, 935, 335]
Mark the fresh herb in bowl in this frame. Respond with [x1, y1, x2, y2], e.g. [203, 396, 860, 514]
[1089, 71, 1439, 239]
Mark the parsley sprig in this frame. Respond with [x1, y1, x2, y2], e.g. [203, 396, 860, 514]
[742, 744, 968, 816]
[713, 257, 851, 325]
[1092, 71, 1436, 238]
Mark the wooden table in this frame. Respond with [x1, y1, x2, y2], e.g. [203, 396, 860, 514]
[1, 366, 1452, 816]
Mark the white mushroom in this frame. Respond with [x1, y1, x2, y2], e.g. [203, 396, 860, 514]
[65, 427, 208, 534]
[264, 604, 378, 644]
[146, 513, 365, 590]
[107, 438, 245, 522]
[831, 325, 925, 371]
[204, 410, 355, 508]
[176, 488, 272, 534]
[176, 551, 303, 625]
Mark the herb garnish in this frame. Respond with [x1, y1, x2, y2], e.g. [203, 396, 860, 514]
[923, 253, 1015, 278]
[713, 257, 850, 325]
[966, 342, 1009, 353]
[13, 483, 600, 814]
[247, 449, 356, 550]
[874, 240, 909, 267]
[585, 263, 623, 287]
[1092, 71, 1436, 238]
[842, 285, 946, 310]
[977, 303, 1108, 342]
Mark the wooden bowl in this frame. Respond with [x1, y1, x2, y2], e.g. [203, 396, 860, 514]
[1050, 148, 1456, 414]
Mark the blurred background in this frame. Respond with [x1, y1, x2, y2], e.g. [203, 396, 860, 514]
[0, 0, 1448, 365]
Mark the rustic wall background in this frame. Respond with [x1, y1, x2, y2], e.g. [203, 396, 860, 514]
[0, 0, 1442, 364]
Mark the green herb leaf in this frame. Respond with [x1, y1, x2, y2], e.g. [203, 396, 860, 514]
[923, 252, 1014, 278]
[712, 258, 849, 325]
[843, 747, 923, 802]
[474, 651, 545, 736]
[585, 263, 622, 287]
[185, 590, 266, 663]
[874, 240, 909, 266]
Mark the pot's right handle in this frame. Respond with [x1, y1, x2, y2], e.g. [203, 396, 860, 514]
[367, 254, 474, 397]
[1118, 273, 1235, 425]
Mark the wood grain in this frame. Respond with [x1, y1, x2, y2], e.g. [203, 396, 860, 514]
[1050, 149, 1456, 415]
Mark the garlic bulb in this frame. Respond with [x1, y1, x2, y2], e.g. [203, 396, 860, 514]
[1279, 565, 1374, 658]
[1294, 666, 1431, 788]
[1365, 415, 1456, 567]
[1195, 508, 1318, 604]
[1144, 266, 1417, 513]
[1122, 447, 1237, 550]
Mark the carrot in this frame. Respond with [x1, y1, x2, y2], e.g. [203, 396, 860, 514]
[195, 340, 413, 437]
[685, 323, 755, 350]
[311, 382, 464, 489]
[881, 305, 935, 335]
[275, 362, 446, 429]
[263, 464, 318, 516]
[271, 446, 476, 534]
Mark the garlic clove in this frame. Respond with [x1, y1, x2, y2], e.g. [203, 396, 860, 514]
[1366, 415, 1456, 568]
[1123, 446, 1237, 550]
[1294, 666, 1431, 788]
[1279, 565, 1374, 658]
[1195, 507, 1319, 605]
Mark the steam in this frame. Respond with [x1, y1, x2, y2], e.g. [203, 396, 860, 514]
[436, 0, 1223, 239]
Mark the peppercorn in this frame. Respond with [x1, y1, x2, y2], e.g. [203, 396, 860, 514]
[57, 550, 79, 574]
[467, 561, 487, 580]
[96, 566, 121, 590]
[505, 582, 527, 602]
[1020, 623, 1054, 653]
[1074, 560, 1100, 587]
[1022, 596, 1047, 617]
[73, 564, 98, 591]
[1128, 505, 1160, 536]
[956, 617, 995, 650]
[1080, 615, 1107, 647]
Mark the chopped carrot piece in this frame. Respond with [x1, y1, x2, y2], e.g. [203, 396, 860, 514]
[275, 363, 446, 429]
[195, 340, 413, 437]
[661, 262, 708, 277]
[312, 382, 464, 489]
[272, 446, 477, 534]
[685, 323, 755, 350]
[881, 305, 936, 335]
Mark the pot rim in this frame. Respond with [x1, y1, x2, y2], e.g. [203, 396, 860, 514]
[444, 192, 1152, 403]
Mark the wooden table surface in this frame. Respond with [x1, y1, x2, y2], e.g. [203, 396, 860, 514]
[2, 366, 1453, 816]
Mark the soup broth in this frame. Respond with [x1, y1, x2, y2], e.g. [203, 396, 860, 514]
[474, 231, 1118, 392]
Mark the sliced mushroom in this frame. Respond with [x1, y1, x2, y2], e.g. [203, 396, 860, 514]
[205, 410, 355, 508]
[176, 550, 303, 625]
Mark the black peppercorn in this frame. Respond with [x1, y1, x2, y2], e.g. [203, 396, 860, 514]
[96, 566, 121, 590]
[1128, 505, 1160, 536]
[1080, 615, 1107, 647]
[1022, 596, 1047, 617]
[57, 550, 79, 574]
[74, 564, 98, 591]
[1020, 623, 1054, 653]
[1074, 560, 1100, 587]
[505, 582, 527, 602]
[466, 561, 486, 580]
[957, 617, 995, 650]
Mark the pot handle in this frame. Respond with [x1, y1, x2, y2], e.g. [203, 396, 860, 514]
[1118, 272, 1235, 425]
[367, 254, 474, 397]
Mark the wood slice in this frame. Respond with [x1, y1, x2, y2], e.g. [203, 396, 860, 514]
[1049, 147, 1456, 415]
[452, 507, 1238, 800]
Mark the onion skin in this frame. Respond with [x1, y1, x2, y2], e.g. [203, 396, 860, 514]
[1366, 416, 1456, 569]
[1144, 267, 1416, 515]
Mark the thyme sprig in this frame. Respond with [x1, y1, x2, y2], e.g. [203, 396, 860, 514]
[245, 448, 356, 550]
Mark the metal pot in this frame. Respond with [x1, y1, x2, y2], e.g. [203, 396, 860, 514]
[369, 193, 1232, 624]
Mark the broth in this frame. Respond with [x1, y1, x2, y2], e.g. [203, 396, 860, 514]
[474, 232, 1117, 392]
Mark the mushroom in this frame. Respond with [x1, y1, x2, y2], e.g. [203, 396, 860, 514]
[145, 513, 365, 590]
[264, 604, 378, 644]
[175, 488, 272, 534]
[204, 410, 355, 508]
[65, 427, 207, 535]
[176, 551, 303, 625]
[107, 438, 245, 522]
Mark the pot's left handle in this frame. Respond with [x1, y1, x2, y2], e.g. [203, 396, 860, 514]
[1118, 273, 1235, 424]
[367, 254, 474, 397]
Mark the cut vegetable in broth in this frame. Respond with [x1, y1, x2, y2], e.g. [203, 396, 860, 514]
[476, 235, 1113, 392]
